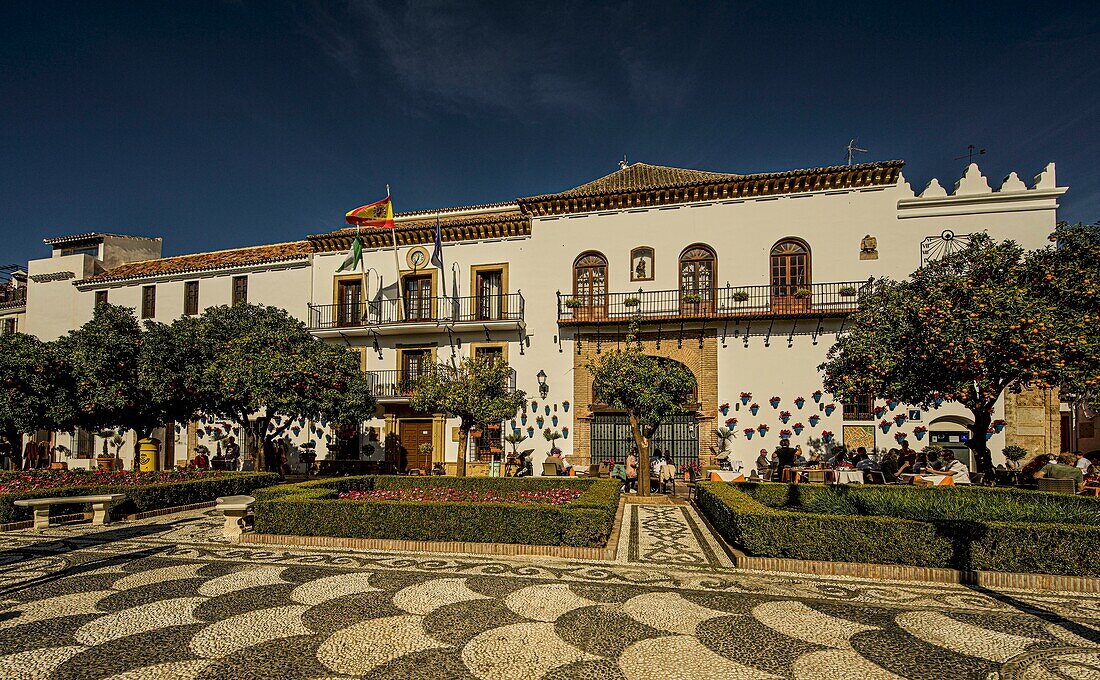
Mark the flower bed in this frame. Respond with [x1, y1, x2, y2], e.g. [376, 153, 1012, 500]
[254, 476, 621, 547]
[0, 469, 236, 493]
[337, 487, 583, 506]
[0, 471, 280, 523]
[696, 481, 1100, 576]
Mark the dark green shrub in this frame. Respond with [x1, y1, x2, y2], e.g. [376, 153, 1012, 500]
[254, 476, 620, 547]
[697, 481, 1100, 576]
[0, 472, 281, 523]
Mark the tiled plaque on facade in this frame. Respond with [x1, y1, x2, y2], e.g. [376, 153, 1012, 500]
[842, 424, 875, 451]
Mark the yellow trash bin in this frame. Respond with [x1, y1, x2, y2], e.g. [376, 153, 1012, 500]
[138, 438, 160, 472]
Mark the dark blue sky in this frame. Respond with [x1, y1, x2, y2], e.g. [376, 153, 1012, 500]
[1, 1, 1097, 269]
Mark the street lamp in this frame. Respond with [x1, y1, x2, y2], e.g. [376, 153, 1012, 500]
[536, 370, 549, 399]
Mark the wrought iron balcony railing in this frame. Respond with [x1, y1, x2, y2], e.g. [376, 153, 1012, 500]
[309, 293, 524, 330]
[366, 367, 518, 399]
[0, 285, 27, 308]
[556, 279, 872, 324]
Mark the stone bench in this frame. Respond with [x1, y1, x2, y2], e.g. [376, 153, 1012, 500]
[14, 494, 127, 531]
[216, 495, 256, 539]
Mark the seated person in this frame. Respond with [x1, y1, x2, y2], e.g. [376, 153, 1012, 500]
[1035, 453, 1085, 490]
[879, 451, 900, 483]
[755, 449, 770, 476]
[854, 452, 875, 471]
[545, 449, 571, 476]
[807, 451, 823, 466]
[915, 451, 970, 486]
[793, 445, 807, 466]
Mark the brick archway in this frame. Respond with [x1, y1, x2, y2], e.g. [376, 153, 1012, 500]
[571, 329, 718, 466]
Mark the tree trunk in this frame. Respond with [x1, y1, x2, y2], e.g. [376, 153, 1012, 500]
[628, 413, 650, 497]
[967, 407, 994, 477]
[457, 427, 469, 477]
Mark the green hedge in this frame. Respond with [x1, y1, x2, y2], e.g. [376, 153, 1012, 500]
[696, 481, 1100, 576]
[254, 476, 621, 547]
[0, 472, 281, 523]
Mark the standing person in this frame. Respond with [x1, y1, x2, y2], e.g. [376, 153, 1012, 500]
[262, 437, 277, 473]
[37, 441, 50, 468]
[775, 438, 797, 481]
[224, 436, 241, 471]
[23, 439, 38, 470]
[0, 435, 10, 471]
[624, 449, 638, 494]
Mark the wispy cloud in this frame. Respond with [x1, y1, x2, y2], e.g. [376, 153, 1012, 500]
[296, 0, 713, 119]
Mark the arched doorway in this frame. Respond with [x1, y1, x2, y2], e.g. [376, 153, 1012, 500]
[589, 358, 700, 469]
[573, 251, 608, 320]
[928, 415, 974, 468]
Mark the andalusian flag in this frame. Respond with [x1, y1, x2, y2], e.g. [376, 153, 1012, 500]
[336, 231, 363, 272]
[345, 194, 395, 228]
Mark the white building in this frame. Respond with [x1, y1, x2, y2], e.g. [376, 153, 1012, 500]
[13, 159, 1068, 473]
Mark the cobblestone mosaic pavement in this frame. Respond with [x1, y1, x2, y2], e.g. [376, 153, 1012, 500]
[0, 509, 1099, 679]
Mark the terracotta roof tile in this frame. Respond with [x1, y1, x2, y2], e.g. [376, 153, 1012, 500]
[548, 162, 742, 198]
[80, 241, 312, 284]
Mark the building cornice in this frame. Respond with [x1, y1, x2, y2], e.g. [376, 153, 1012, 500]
[74, 257, 310, 289]
[309, 211, 531, 252]
[518, 161, 905, 217]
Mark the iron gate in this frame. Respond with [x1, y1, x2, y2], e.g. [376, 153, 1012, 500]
[589, 412, 699, 470]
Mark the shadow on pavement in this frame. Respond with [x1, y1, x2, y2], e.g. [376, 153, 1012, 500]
[964, 583, 1100, 646]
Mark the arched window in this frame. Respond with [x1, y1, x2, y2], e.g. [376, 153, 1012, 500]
[679, 244, 716, 312]
[573, 251, 608, 318]
[770, 239, 810, 298]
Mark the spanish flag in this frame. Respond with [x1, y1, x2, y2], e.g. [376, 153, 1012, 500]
[345, 194, 395, 228]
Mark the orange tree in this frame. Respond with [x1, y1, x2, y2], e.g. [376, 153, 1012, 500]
[589, 321, 696, 495]
[820, 223, 1100, 474]
[199, 304, 375, 468]
[411, 356, 526, 477]
[0, 332, 75, 453]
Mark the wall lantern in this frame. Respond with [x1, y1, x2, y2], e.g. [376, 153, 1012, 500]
[536, 370, 549, 399]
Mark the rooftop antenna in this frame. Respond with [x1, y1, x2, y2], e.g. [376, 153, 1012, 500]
[619, 155, 628, 170]
[846, 139, 867, 165]
[954, 144, 986, 164]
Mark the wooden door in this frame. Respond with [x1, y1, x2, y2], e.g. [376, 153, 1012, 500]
[770, 241, 810, 312]
[476, 270, 503, 320]
[404, 275, 433, 321]
[399, 420, 433, 472]
[336, 279, 362, 326]
[573, 253, 607, 320]
[679, 246, 715, 315]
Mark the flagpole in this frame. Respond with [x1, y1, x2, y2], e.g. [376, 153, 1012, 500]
[387, 185, 403, 321]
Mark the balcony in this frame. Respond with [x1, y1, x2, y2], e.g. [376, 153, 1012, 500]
[309, 293, 524, 336]
[367, 368, 518, 402]
[556, 280, 872, 325]
[0, 285, 26, 310]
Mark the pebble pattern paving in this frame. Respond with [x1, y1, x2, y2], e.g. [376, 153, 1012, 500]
[0, 509, 1097, 679]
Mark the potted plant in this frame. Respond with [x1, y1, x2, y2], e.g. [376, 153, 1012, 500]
[821, 430, 834, 443]
[879, 419, 891, 433]
[838, 286, 857, 297]
[792, 422, 804, 435]
[992, 418, 1006, 433]
[562, 400, 570, 412]
[740, 391, 752, 405]
[418, 442, 434, 461]
[812, 390, 823, 403]
[794, 396, 806, 409]
[682, 293, 702, 304]
[769, 396, 781, 409]
[893, 413, 906, 426]
[719, 402, 730, 416]
[824, 403, 836, 416]
[563, 298, 584, 309]
[623, 296, 641, 308]
[779, 428, 792, 438]
[757, 423, 769, 437]
[793, 287, 812, 299]
[779, 410, 791, 424]
[744, 428, 755, 440]
[913, 425, 928, 441]
[714, 426, 734, 455]
[1003, 445, 1028, 466]
[886, 398, 899, 411]
[749, 402, 760, 416]
[808, 414, 820, 426]
[932, 392, 944, 407]
[894, 431, 908, 443]
[732, 290, 750, 302]
[724, 416, 738, 427]
[874, 405, 887, 419]
[561, 426, 569, 438]
[543, 428, 562, 450]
